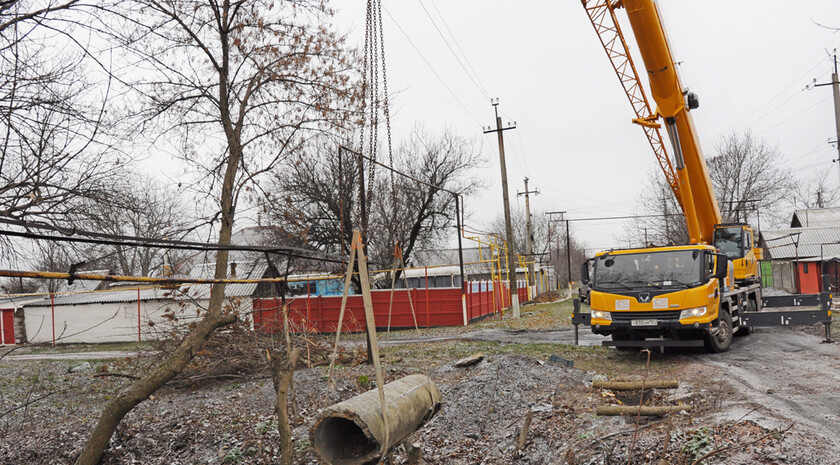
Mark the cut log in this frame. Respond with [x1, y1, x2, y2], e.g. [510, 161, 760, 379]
[595, 405, 691, 416]
[592, 380, 679, 390]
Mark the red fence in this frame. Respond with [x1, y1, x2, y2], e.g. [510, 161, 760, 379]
[253, 280, 529, 333]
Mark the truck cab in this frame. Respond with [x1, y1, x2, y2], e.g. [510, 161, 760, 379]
[583, 244, 733, 351]
[713, 223, 761, 283]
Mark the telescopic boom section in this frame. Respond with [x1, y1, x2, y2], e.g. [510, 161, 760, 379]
[623, 0, 722, 244]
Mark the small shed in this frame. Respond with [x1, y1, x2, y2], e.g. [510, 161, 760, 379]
[22, 287, 178, 344]
[760, 226, 840, 294]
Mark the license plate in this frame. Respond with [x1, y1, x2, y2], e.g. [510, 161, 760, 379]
[631, 319, 657, 327]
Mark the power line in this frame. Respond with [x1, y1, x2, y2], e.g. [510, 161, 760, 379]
[427, 0, 492, 97]
[756, 95, 832, 137]
[704, 57, 830, 144]
[0, 218, 343, 263]
[416, 0, 490, 100]
[381, 5, 484, 128]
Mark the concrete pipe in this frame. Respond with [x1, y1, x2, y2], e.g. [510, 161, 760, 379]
[310, 374, 442, 465]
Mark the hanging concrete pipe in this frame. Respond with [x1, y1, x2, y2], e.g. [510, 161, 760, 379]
[310, 374, 442, 465]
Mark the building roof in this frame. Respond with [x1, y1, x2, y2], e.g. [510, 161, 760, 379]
[37, 269, 109, 295]
[760, 227, 840, 260]
[0, 295, 45, 308]
[177, 260, 268, 300]
[409, 247, 495, 275]
[25, 287, 174, 307]
[176, 226, 283, 274]
[791, 207, 840, 228]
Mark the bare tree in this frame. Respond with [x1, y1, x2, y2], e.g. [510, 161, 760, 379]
[75, 1, 356, 463]
[792, 170, 840, 210]
[265, 127, 484, 276]
[75, 176, 192, 277]
[708, 131, 797, 225]
[629, 171, 689, 246]
[489, 207, 587, 285]
[0, 1, 119, 225]
[630, 131, 796, 245]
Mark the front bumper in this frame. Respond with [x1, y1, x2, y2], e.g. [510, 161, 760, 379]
[591, 319, 711, 337]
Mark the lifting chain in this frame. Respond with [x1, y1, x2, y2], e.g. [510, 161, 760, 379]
[356, 0, 394, 244]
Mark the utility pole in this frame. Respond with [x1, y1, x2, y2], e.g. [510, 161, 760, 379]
[484, 99, 520, 318]
[518, 177, 539, 300]
[812, 51, 840, 185]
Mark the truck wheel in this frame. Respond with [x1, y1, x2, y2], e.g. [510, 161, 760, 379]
[735, 300, 756, 337]
[705, 310, 733, 353]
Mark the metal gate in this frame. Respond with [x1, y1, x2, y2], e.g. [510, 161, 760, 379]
[760, 260, 773, 288]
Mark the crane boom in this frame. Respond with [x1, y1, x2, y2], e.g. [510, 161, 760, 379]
[581, 0, 684, 212]
[622, 0, 721, 244]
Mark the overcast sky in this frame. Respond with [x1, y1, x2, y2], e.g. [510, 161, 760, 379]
[330, 1, 840, 252]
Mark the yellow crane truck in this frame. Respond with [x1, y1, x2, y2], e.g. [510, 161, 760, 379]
[575, 0, 833, 352]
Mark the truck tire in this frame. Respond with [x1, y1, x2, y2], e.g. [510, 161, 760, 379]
[705, 310, 733, 353]
[735, 300, 756, 337]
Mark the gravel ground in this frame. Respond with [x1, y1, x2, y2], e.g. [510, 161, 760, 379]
[3, 325, 837, 465]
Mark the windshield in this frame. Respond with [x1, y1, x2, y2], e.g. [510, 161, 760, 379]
[593, 250, 703, 288]
[714, 227, 743, 259]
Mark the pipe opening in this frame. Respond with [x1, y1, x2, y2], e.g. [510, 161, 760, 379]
[313, 417, 377, 464]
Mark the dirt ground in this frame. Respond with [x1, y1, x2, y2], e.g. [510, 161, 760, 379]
[1, 301, 839, 464]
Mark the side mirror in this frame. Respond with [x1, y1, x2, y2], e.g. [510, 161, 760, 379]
[580, 261, 591, 285]
[713, 254, 728, 280]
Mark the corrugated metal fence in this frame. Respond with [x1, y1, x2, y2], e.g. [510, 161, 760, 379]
[253, 280, 529, 333]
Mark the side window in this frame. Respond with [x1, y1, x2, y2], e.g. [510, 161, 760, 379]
[706, 253, 715, 279]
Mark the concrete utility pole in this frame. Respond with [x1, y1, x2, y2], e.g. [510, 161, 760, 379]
[484, 100, 520, 318]
[518, 177, 539, 299]
[812, 51, 840, 185]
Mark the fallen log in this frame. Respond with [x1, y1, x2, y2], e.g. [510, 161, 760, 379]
[310, 374, 442, 465]
[592, 380, 679, 390]
[595, 405, 691, 416]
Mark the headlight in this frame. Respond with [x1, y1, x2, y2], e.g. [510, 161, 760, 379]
[679, 306, 707, 320]
[591, 310, 612, 321]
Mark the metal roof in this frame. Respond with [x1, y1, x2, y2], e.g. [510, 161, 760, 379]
[791, 207, 840, 228]
[25, 287, 174, 307]
[761, 227, 840, 260]
[409, 247, 502, 275]
[177, 260, 268, 300]
[36, 269, 110, 295]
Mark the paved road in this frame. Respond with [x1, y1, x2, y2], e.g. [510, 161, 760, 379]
[698, 327, 840, 455]
[382, 327, 610, 346]
[4, 350, 154, 361]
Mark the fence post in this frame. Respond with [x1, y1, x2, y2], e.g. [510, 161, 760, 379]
[425, 266, 430, 329]
[318, 295, 323, 333]
[51, 293, 55, 346]
[137, 288, 141, 342]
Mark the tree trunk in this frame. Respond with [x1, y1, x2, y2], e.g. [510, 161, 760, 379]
[74, 311, 236, 464]
[76, 110, 243, 465]
[272, 347, 300, 465]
